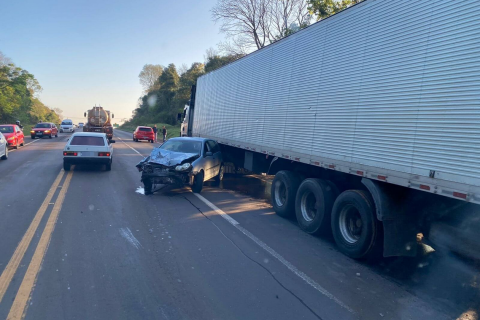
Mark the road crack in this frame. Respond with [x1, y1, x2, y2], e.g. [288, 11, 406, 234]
[181, 195, 324, 320]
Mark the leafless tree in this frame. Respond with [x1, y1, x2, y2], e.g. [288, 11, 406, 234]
[138, 64, 164, 93]
[178, 63, 189, 76]
[212, 0, 312, 53]
[271, 0, 311, 37]
[212, 0, 273, 53]
[0, 51, 12, 67]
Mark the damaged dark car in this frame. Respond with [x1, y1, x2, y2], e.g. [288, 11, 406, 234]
[136, 137, 224, 194]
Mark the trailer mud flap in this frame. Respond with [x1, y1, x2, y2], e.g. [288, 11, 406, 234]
[362, 178, 418, 257]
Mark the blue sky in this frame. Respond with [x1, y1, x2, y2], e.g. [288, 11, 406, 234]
[0, 0, 224, 122]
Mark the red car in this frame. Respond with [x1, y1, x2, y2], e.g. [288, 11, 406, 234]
[0, 125, 25, 149]
[31, 123, 58, 139]
[133, 126, 154, 143]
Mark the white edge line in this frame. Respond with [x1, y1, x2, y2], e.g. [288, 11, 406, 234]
[193, 192, 355, 315]
[193, 193, 239, 226]
[116, 136, 144, 156]
[8, 139, 39, 152]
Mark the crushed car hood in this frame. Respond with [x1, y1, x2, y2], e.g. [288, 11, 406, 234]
[138, 148, 199, 167]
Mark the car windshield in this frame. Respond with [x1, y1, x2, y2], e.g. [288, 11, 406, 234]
[160, 140, 202, 154]
[139, 127, 152, 132]
[35, 123, 51, 128]
[0, 126, 14, 133]
[62, 121, 72, 125]
[70, 136, 105, 146]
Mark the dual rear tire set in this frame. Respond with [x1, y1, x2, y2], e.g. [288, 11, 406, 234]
[271, 170, 382, 259]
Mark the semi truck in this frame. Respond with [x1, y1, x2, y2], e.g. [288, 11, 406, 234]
[182, 0, 480, 260]
[83, 106, 114, 141]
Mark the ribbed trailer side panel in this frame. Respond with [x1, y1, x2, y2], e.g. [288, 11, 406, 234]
[192, 0, 480, 188]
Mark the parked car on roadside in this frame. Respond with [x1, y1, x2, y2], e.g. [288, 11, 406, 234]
[31, 123, 58, 139]
[0, 125, 25, 149]
[136, 137, 223, 194]
[0, 132, 8, 160]
[133, 126, 154, 143]
[63, 132, 115, 171]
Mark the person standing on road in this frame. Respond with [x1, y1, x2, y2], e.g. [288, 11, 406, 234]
[153, 124, 158, 142]
[162, 126, 167, 142]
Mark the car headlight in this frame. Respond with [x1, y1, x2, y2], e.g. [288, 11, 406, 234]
[30, 130, 35, 133]
[7, 136, 15, 141]
[175, 163, 192, 171]
[45, 130, 50, 133]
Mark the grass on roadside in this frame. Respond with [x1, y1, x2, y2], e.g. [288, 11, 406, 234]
[21, 124, 35, 137]
[118, 123, 181, 140]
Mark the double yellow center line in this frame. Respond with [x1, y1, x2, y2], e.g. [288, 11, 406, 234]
[0, 169, 73, 319]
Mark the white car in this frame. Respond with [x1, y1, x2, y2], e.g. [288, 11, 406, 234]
[0, 132, 8, 160]
[60, 119, 75, 133]
[63, 132, 114, 171]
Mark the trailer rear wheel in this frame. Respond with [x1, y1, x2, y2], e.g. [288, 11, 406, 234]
[295, 179, 338, 235]
[271, 171, 301, 218]
[331, 190, 382, 259]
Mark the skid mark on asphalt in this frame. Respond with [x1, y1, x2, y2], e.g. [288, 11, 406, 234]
[119, 227, 143, 249]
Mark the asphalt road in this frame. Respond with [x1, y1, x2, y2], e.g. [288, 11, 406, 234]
[0, 130, 477, 320]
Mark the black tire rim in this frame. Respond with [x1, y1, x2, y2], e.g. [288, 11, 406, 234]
[300, 190, 317, 222]
[339, 205, 363, 244]
[274, 180, 287, 207]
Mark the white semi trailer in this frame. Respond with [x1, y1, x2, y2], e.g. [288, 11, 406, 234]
[183, 0, 480, 259]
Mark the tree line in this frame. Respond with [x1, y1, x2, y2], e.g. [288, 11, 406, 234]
[125, 0, 362, 127]
[0, 51, 62, 125]
[125, 51, 242, 127]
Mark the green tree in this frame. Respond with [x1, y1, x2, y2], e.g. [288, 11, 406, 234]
[308, 0, 362, 20]
[0, 51, 61, 125]
[205, 53, 243, 73]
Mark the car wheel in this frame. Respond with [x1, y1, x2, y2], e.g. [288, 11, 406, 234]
[331, 190, 383, 259]
[55, 134, 58, 137]
[106, 160, 112, 171]
[49, 134, 52, 139]
[150, 139, 154, 143]
[31, 136, 35, 139]
[191, 171, 204, 193]
[14, 140, 18, 149]
[143, 177, 153, 195]
[20, 139, 24, 146]
[63, 162, 71, 171]
[1, 146, 8, 160]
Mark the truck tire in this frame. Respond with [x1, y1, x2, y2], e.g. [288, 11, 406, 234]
[63, 162, 70, 171]
[271, 171, 301, 218]
[192, 171, 204, 193]
[295, 179, 338, 235]
[331, 190, 382, 259]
